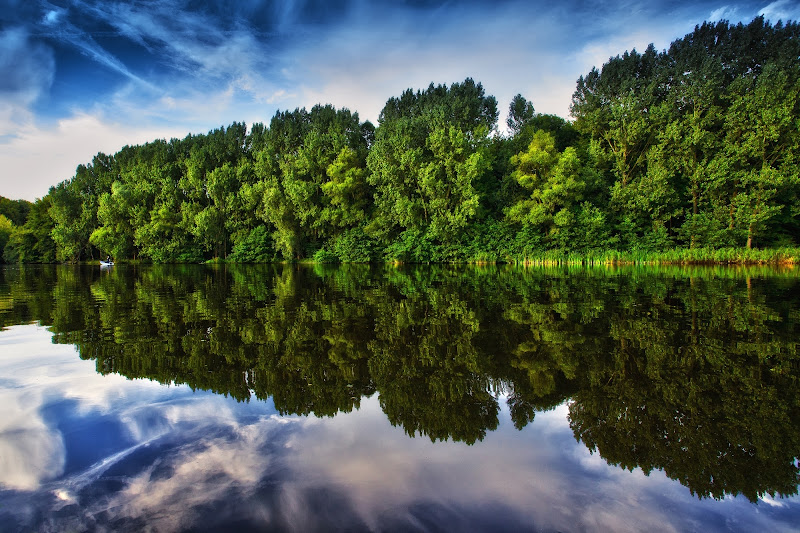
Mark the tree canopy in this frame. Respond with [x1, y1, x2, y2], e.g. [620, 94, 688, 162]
[3, 16, 799, 264]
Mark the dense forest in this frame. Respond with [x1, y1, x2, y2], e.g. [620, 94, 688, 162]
[2, 263, 799, 502]
[2, 16, 799, 264]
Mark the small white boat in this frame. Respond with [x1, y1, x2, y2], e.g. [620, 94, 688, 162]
[100, 261, 114, 267]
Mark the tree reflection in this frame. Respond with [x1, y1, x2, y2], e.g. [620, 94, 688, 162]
[368, 270, 498, 444]
[1, 263, 799, 501]
[569, 273, 800, 502]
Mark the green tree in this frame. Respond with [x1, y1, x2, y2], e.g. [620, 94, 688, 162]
[715, 64, 800, 248]
[0, 196, 32, 226]
[89, 181, 138, 260]
[3, 197, 56, 263]
[572, 45, 662, 189]
[505, 130, 597, 250]
[367, 78, 498, 260]
[253, 106, 371, 259]
[49, 180, 91, 262]
[506, 93, 535, 135]
[321, 147, 370, 231]
[0, 214, 12, 262]
[193, 163, 238, 258]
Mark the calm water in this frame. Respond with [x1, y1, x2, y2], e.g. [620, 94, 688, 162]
[1, 263, 799, 532]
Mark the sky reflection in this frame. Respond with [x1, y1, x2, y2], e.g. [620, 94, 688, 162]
[1, 324, 799, 532]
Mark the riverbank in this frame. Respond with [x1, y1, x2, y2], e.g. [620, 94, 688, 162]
[507, 247, 800, 266]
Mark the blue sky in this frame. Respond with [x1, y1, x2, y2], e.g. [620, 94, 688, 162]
[1, 0, 799, 201]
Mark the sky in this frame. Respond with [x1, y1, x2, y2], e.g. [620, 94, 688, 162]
[1, 0, 799, 201]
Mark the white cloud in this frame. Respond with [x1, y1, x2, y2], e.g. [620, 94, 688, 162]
[294, 1, 575, 125]
[83, 0, 292, 102]
[761, 494, 789, 508]
[0, 112, 187, 200]
[0, 71, 290, 200]
[293, 0, 736, 127]
[0, 27, 54, 100]
[42, 9, 64, 26]
[760, 0, 800, 22]
[710, 5, 740, 21]
[38, 9, 152, 89]
[709, 2, 800, 26]
[0, 393, 65, 490]
[0, 1, 307, 201]
[96, 415, 289, 532]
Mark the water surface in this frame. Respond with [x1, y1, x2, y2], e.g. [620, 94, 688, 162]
[1, 264, 799, 532]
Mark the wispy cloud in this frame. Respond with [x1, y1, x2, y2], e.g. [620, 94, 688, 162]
[760, 0, 800, 22]
[37, 1, 154, 90]
[710, 5, 742, 21]
[294, 0, 722, 125]
[70, 0, 295, 101]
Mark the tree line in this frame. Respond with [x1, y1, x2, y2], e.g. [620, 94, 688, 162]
[2, 16, 799, 264]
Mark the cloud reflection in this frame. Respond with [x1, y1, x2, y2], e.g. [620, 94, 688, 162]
[0, 324, 179, 490]
[1, 324, 799, 532]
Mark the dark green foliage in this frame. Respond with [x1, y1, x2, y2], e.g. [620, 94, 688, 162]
[328, 226, 380, 262]
[252, 105, 373, 260]
[228, 225, 275, 263]
[571, 17, 800, 251]
[0, 196, 32, 226]
[507, 93, 535, 135]
[0, 215, 11, 262]
[3, 197, 56, 263]
[0, 197, 31, 261]
[367, 78, 497, 258]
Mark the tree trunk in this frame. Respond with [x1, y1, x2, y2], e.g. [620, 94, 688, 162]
[691, 185, 699, 249]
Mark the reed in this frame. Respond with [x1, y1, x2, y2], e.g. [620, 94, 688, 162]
[508, 247, 800, 266]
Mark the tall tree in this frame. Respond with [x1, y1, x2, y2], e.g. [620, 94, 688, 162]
[367, 78, 498, 260]
[3, 196, 56, 263]
[505, 130, 605, 251]
[716, 64, 800, 248]
[254, 106, 371, 259]
[507, 93, 535, 135]
[0, 215, 12, 262]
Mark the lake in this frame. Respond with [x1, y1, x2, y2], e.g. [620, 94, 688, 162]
[1, 263, 799, 532]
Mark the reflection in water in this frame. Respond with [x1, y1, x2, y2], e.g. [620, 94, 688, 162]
[1, 264, 800, 530]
